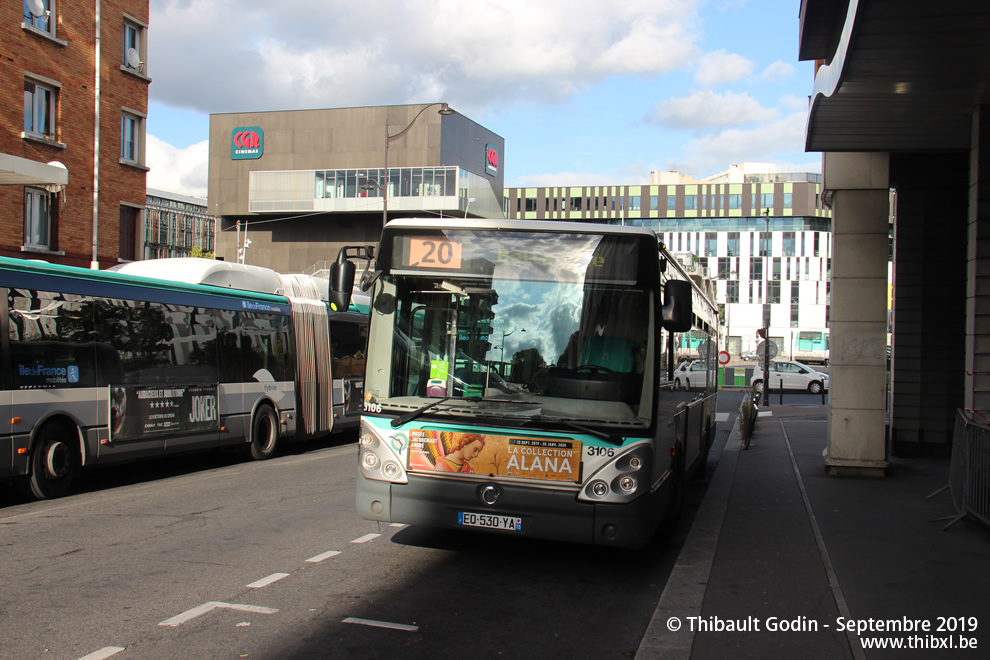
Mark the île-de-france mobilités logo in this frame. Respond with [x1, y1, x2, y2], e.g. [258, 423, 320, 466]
[231, 126, 263, 160]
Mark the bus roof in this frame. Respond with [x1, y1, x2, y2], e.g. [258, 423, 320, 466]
[0, 255, 288, 305]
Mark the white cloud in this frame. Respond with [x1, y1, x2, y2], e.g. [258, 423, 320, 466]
[693, 49, 754, 86]
[649, 90, 778, 130]
[146, 135, 209, 199]
[664, 111, 810, 177]
[149, 0, 704, 114]
[761, 60, 795, 83]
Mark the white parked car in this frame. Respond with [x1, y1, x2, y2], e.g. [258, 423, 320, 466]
[673, 359, 708, 390]
[750, 360, 829, 394]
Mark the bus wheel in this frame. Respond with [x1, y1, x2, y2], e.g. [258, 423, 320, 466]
[20, 421, 79, 500]
[248, 404, 279, 460]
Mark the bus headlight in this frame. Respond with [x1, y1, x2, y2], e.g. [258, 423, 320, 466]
[358, 420, 408, 484]
[578, 445, 651, 504]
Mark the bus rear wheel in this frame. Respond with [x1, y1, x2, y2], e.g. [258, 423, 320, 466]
[20, 421, 79, 500]
[247, 404, 279, 460]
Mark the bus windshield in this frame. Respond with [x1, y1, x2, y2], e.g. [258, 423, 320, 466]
[365, 230, 655, 429]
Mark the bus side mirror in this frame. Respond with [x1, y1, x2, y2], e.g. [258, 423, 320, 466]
[328, 256, 355, 312]
[662, 280, 692, 332]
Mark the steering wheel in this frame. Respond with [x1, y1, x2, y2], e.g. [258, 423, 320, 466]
[575, 364, 615, 375]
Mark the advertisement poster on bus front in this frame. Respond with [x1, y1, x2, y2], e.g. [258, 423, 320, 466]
[408, 429, 581, 482]
[109, 384, 219, 441]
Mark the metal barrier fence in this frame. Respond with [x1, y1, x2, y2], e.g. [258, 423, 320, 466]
[929, 409, 990, 531]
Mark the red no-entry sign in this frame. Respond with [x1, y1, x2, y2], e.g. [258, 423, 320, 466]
[718, 350, 730, 365]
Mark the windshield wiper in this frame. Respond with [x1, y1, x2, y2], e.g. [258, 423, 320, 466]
[525, 415, 623, 446]
[391, 396, 480, 427]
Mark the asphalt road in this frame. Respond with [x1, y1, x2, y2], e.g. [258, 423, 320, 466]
[0, 393, 752, 660]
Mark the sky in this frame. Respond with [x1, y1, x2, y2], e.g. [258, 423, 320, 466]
[145, 0, 820, 199]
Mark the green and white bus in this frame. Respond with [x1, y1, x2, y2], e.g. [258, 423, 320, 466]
[330, 219, 719, 548]
[1, 256, 368, 499]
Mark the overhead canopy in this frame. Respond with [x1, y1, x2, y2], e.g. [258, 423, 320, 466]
[800, 0, 990, 153]
[0, 154, 68, 187]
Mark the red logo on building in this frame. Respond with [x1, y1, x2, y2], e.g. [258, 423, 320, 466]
[234, 131, 261, 149]
[485, 144, 498, 176]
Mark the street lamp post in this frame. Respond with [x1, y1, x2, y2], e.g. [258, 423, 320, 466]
[380, 103, 455, 229]
[762, 207, 771, 406]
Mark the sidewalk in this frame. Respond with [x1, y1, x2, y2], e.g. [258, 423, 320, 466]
[638, 403, 990, 659]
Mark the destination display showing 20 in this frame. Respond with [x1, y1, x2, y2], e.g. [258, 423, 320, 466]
[394, 233, 639, 282]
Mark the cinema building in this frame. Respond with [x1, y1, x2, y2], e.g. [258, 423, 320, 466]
[207, 103, 505, 274]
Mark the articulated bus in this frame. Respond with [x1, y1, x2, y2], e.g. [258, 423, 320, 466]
[0, 256, 368, 500]
[330, 219, 719, 548]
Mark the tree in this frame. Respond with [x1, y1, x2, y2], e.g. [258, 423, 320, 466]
[190, 246, 215, 260]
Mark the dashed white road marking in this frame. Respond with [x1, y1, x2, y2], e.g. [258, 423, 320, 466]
[351, 533, 381, 544]
[306, 550, 342, 563]
[389, 523, 407, 527]
[78, 647, 126, 660]
[342, 617, 419, 632]
[758, 411, 774, 417]
[247, 572, 290, 588]
[159, 601, 278, 627]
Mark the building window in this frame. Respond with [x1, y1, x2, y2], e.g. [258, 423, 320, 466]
[705, 232, 718, 256]
[791, 280, 800, 303]
[791, 304, 800, 328]
[525, 197, 537, 212]
[23, 0, 54, 35]
[773, 257, 781, 280]
[727, 280, 739, 304]
[718, 257, 731, 278]
[24, 187, 53, 249]
[630, 196, 641, 211]
[684, 195, 697, 210]
[667, 196, 676, 211]
[760, 231, 771, 257]
[24, 78, 57, 139]
[121, 110, 146, 165]
[570, 197, 582, 212]
[728, 194, 741, 209]
[650, 195, 658, 211]
[761, 192, 774, 209]
[768, 281, 781, 304]
[751, 257, 763, 281]
[782, 231, 796, 256]
[727, 231, 740, 257]
[122, 16, 148, 74]
[783, 192, 793, 209]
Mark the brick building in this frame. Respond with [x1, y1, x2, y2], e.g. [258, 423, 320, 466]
[0, 1, 149, 269]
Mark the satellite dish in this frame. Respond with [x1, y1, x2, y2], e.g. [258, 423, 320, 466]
[27, 0, 46, 18]
[125, 47, 143, 70]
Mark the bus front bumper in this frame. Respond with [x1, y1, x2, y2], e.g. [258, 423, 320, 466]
[357, 473, 660, 549]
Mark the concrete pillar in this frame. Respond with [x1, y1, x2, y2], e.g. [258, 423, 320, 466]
[822, 153, 890, 476]
[968, 106, 990, 416]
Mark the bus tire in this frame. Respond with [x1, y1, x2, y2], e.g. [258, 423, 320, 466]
[247, 404, 279, 460]
[19, 420, 79, 500]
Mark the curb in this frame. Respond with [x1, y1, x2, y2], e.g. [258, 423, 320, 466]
[635, 404, 745, 659]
